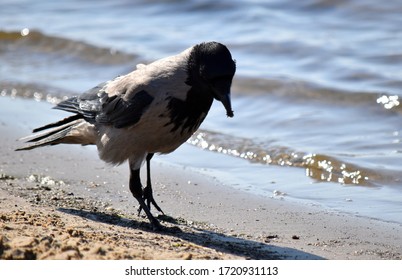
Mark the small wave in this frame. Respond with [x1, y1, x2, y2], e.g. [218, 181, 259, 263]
[136, 0, 237, 13]
[0, 29, 137, 65]
[0, 81, 69, 104]
[233, 76, 402, 114]
[188, 129, 387, 187]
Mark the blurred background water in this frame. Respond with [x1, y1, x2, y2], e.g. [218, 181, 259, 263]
[1, 0, 402, 224]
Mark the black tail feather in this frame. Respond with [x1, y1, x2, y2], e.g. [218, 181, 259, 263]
[33, 114, 82, 133]
[16, 114, 85, 151]
[15, 124, 74, 151]
[27, 123, 75, 143]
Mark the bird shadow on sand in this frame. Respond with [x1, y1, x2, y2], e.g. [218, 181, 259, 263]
[58, 207, 324, 260]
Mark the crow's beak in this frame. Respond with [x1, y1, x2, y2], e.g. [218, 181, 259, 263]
[221, 92, 234, 118]
[212, 80, 234, 118]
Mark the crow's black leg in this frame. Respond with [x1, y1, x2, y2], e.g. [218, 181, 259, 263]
[143, 153, 164, 214]
[129, 165, 161, 230]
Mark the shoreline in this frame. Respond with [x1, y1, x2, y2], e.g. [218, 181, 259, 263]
[1, 96, 402, 260]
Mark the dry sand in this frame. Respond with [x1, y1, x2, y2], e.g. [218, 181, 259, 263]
[1, 97, 402, 260]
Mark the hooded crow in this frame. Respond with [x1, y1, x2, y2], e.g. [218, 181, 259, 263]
[16, 41, 236, 229]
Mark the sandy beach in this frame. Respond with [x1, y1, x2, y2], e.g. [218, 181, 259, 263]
[1, 97, 402, 260]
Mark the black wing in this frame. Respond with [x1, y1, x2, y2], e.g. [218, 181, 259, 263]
[54, 82, 154, 129]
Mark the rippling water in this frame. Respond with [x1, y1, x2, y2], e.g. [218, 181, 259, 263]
[1, 0, 402, 223]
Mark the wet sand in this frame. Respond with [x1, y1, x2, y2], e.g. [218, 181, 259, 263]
[1, 97, 402, 260]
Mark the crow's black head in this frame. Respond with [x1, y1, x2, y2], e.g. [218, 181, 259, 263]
[187, 42, 236, 117]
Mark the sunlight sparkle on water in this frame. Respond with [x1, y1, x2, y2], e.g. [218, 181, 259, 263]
[21, 28, 30, 36]
[377, 95, 400, 109]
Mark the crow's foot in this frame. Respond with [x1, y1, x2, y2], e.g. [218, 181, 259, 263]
[138, 185, 164, 216]
[135, 195, 162, 231]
